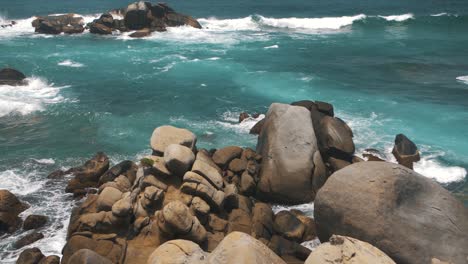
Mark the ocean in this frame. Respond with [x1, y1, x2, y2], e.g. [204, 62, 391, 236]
[1, 0, 467, 261]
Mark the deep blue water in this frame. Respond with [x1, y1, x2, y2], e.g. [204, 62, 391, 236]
[0, 0, 467, 261]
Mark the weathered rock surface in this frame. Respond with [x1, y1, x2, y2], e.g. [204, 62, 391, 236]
[256, 103, 325, 203]
[65, 152, 109, 197]
[305, 235, 396, 264]
[314, 161, 468, 264]
[32, 14, 84, 34]
[392, 134, 420, 169]
[0, 189, 29, 234]
[0, 68, 27, 86]
[147, 239, 207, 264]
[150, 125, 197, 155]
[68, 249, 113, 264]
[23, 215, 48, 230]
[16, 247, 45, 264]
[164, 144, 195, 176]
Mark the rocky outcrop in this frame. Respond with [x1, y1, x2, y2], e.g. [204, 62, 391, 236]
[314, 161, 468, 264]
[305, 235, 396, 264]
[0, 189, 29, 235]
[32, 14, 84, 34]
[150, 125, 197, 156]
[256, 103, 325, 203]
[392, 133, 420, 169]
[0, 68, 27, 86]
[23, 215, 48, 230]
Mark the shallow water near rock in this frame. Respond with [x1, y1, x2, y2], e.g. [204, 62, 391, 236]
[1, 0, 468, 261]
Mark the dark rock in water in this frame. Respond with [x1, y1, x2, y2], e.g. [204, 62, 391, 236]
[98, 13, 114, 28]
[239, 112, 250, 123]
[13, 232, 45, 249]
[32, 14, 84, 34]
[256, 103, 326, 203]
[112, 19, 127, 32]
[273, 211, 306, 242]
[164, 12, 202, 29]
[88, 22, 112, 35]
[99, 160, 137, 185]
[16, 247, 45, 264]
[392, 133, 420, 169]
[249, 118, 265, 135]
[23, 215, 48, 230]
[0, 68, 27, 86]
[129, 28, 152, 38]
[68, 249, 113, 264]
[316, 116, 355, 160]
[0, 189, 29, 234]
[363, 148, 386, 161]
[314, 161, 468, 264]
[124, 1, 151, 30]
[65, 152, 109, 197]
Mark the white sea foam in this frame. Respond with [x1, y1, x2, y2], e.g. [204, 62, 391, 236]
[456, 75, 468, 84]
[58, 59, 85, 68]
[32, 158, 56, 165]
[216, 111, 266, 134]
[0, 77, 66, 117]
[414, 154, 467, 184]
[257, 14, 367, 30]
[199, 16, 260, 31]
[378, 13, 414, 22]
[0, 16, 35, 39]
[0, 169, 43, 195]
[264, 44, 279, 49]
[272, 202, 314, 217]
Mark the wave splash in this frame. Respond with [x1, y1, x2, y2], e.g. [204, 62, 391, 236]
[0, 77, 67, 117]
[378, 13, 414, 22]
[58, 60, 85, 68]
[456, 75, 468, 85]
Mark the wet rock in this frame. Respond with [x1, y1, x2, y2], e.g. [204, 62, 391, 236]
[164, 144, 195, 176]
[314, 161, 468, 264]
[32, 14, 84, 34]
[273, 211, 305, 242]
[239, 112, 250, 123]
[129, 28, 152, 38]
[164, 12, 202, 29]
[305, 235, 396, 264]
[316, 115, 355, 159]
[38, 255, 60, 264]
[256, 103, 324, 203]
[65, 152, 110, 196]
[249, 118, 265, 135]
[124, 1, 151, 30]
[0, 68, 27, 86]
[212, 146, 243, 169]
[16, 247, 45, 264]
[99, 160, 137, 185]
[150, 125, 197, 156]
[13, 232, 44, 249]
[0, 189, 29, 234]
[392, 134, 420, 169]
[23, 215, 48, 230]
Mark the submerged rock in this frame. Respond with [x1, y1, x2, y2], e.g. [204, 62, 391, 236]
[314, 161, 468, 264]
[0, 68, 27, 86]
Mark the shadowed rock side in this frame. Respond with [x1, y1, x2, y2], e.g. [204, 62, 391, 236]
[314, 161, 468, 264]
[31, 1, 202, 38]
[0, 68, 27, 86]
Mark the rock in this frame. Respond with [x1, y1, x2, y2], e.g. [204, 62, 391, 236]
[249, 118, 265, 135]
[305, 235, 396, 264]
[251, 202, 274, 241]
[65, 152, 110, 196]
[315, 101, 334, 116]
[96, 187, 123, 212]
[256, 103, 324, 203]
[32, 14, 84, 34]
[0, 68, 27, 86]
[150, 125, 197, 156]
[67, 249, 113, 264]
[227, 209, 251, 234]
[141, 186, 164, 209]
[228, 158, 246, 174]
[0, 189, 29, 234]
[111, 195, 133, 217]
[23, 215, 48, 230]
[239, 171, 255, 196]
[191, 196, 210, 216]
[13, 232, 44, 249]
[316, 115, 355, 159]
[273, 211, 305, 242]
[392, 134, 420, 169]
[208, 214, 228, 232]
[88, 22, 112, 35]
[124, 1, 151, 30]
[147, 239, 207, 264]
[164, 144, 195, 176]
[268, 235, 311, 261]
[328, 156, 351, 171]
[164, 12, 202, 29]
[314, 161, 468, 264]
[212, 146, 243, 169]
[38, 255, 60, 264]
[146, 155, 171, 178]
[208, 232, 287, 264]
[290, 210, 316, 241]
[239, 112, 250, 123]
[97, 13, 114, 28]
[291, 100, 316, 111]
[191, 159, 223, 190]
[16, 247, 45, 264]
[99, 160, 137, 185]
[129, 28, 152, 38]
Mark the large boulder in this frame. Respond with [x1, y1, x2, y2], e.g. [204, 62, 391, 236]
[147, 239, 207, 264]
[16, 247, 45, 264]
[212, 146, 242, 169]
[65, 152, 109, 196]
[314, 161, 468, 264]
[0, 68, 27, 86]
[0, 189, 29, 234]
[316, 116, 355, 159]
[164, 144, 195, 176]
[256, 103, 325, 203]
[305, 235, 396, 264]
[164, 12, 202, 29]
[32, 14, 84, 34]
[150, 125, 197, 156]
[392, 134, 420, 169]
[23, 215, 48, 230]
[124, 1, 151, 30]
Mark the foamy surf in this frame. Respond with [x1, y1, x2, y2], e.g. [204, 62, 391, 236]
[257, 14, 367, 30]
[378, 13, 414, 22]
[58, 60, 85, 68]
[456, 75, 468, 85]
[0, 77, 67, 117]
[264, 44, 279, 49]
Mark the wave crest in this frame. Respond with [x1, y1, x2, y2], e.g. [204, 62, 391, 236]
[378, 13, 414, 22]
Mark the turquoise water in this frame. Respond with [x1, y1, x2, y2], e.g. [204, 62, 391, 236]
[1, 0, 468, 260]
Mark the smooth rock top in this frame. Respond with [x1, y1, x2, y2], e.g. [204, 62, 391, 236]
[0, 68, 27, 86]
[147, 240, 207, 264]
[163, 144, 195, 176]
[314, 161, 468, 264]
[150, 125, 197, 155]
[256, 103, 323, 203]
[0, 189, 28, 214]
[305, 235, 396, 264]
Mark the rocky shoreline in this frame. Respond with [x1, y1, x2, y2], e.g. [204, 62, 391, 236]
[1, 69, 466, 264]
[29, 1, 201, 38]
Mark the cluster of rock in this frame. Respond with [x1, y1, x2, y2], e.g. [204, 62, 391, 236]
[0, 68, 27, 86]
[30, 1, 201, 38]
[5, 100, 467, 264]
